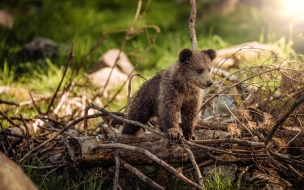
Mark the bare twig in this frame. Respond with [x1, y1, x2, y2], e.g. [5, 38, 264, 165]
[0, 110, 17, 126]
[0, 99, 19, 106]
[45, 42, 74, 114]
[183, 145, 204, 188]
[88, 103, 164, 136]
[19, 114, 29, 140]
[120, 158, 164, 190]
[18, 111, 123, 163]
[267, 148, 304, 165]
[221, 97, 254, 137]
[184, 140, 268, 158]
[287, 164, 304, 179]
[0, 123, 16, 154]
[188, 0, 198, 50]
[36, 125, 75, 138]
[53, 81, 73, 114]
[29, 92, 42, 114]
[84, 106, 89, 136]
[192, 138, 264, 148]
[127, 73, 147, 102]
[113, 150, 120, 190]
[200, 66, 280, 111]
[20, 117, 90, 162]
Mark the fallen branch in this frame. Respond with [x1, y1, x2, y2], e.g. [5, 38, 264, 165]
[183, 145, 204, 188]
[120, 158, 164, 190]
[91, 143, 204, 190]
[0, 99, 19, 106]
[193, 137, 264, 148]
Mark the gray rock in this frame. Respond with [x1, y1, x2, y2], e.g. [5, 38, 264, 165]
[17, 37, 59, 61]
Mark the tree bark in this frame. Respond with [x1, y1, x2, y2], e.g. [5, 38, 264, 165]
[64, 129, 229, 167]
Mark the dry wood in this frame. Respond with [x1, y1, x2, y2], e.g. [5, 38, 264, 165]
[91, 143, 204, 190]
[265, 97, 304, 146]
[0, 99, 19, 106]
[120, 158, 165, 190]
[64, 133, 208, 166]
[188, 0, 197, 51]
[183, 146, 204, 188]
[192, 137, 264, 148]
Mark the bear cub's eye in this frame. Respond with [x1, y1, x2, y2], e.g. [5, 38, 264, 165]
[197, 69, 204, 74]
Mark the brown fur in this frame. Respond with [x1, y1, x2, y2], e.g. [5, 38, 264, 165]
[123, 48, 216, 140]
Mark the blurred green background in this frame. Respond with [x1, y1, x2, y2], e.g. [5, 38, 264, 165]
[0, 0, 303, 84]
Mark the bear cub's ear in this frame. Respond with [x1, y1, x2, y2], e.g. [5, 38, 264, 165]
[201, 49, 216, 61]
[179, 48, 193, 63]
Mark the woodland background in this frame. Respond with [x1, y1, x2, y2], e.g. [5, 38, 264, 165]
[0, 0, 304, 189]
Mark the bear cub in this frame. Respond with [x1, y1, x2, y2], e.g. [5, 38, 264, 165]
[123, 48, 216, 140]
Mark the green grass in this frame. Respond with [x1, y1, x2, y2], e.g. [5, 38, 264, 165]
[0, 59, 15, 86]
[203, 166, 235, 190]
[21, 158, 104, 190]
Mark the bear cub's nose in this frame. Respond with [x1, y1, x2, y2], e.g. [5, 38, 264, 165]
[207, 80, 213, 87]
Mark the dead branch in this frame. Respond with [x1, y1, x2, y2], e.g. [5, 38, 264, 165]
[267, 148, 304, 166]
[265, 97, 304, 146]
[113, 150, 120, 190]
[183, 145, 204, 188]
[18, 112, 122, 163]
[0, 123, 16, 154]
[87, 103, 164, 136]
[200, 65, 280, 111]
[45, 42, 74, 114]
[64, 133, 209, 166]
[127, 73, 147, 102]
[192, 138, 264, 148]
[0, 110, 17, 126]
[188, 0, 197, 51]
[120, 158, 165, 190]
[184, 140, 268, 158]
[29, 92, 42, 114]
[0, 99, 19, 106]
[91, 143, 204, 190]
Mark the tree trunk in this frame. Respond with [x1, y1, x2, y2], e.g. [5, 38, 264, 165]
[64, 129, 229, 167]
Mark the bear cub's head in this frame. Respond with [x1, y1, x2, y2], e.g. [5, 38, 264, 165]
[178, 48, 216, 89]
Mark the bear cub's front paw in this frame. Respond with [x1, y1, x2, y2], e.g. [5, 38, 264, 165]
[166, 127, 184, 141]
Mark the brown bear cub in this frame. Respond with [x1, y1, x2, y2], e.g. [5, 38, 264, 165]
[123, 48, 216, 140]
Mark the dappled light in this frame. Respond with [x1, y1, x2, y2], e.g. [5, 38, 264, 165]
[280, 0, 304, 19]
